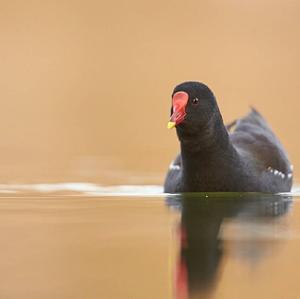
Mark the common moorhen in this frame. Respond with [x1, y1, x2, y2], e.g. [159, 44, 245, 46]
[164, 81, 293, 193]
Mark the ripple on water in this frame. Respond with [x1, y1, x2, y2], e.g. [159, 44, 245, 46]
[0, 182, 298, 198]
[0, 183, 164, 197]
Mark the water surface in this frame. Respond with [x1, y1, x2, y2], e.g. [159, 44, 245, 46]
[0, 184, 300, 299]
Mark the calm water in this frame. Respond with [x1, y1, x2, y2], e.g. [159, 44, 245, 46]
[1, 1, 300, 298]
[0, 184, 300, 299]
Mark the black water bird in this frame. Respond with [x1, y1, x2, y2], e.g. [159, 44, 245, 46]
[164, 81, 293, 193]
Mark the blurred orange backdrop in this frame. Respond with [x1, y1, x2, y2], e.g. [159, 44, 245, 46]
[0, 0, 299, 184]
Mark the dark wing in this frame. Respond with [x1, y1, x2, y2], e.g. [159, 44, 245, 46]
[228, 108, 292, 175]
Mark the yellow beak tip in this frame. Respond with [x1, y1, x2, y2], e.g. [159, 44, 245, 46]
[167, 122, 176, 129]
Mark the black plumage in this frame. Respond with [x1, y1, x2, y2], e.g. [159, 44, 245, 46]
[164, 81, 293, 193]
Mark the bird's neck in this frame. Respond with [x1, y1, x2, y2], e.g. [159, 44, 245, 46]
[179, 113, 231, 156]
[179, 115, 239, 189]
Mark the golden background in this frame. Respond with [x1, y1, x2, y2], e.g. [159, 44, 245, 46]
[0, 0, 299, 184]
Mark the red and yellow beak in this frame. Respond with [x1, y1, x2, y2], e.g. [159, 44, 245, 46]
[167, 91, 189, 129]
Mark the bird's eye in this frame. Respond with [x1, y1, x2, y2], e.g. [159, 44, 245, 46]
[192, 98, 199, 105]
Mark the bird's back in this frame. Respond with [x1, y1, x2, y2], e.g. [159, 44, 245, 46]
[229, 108, 293, 192]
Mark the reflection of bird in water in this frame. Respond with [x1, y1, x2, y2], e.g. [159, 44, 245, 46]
[164, 81, 293, 193]
[166, 193, 292, 299]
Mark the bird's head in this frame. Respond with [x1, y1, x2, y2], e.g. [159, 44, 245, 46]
[168, 81, 219, 134]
